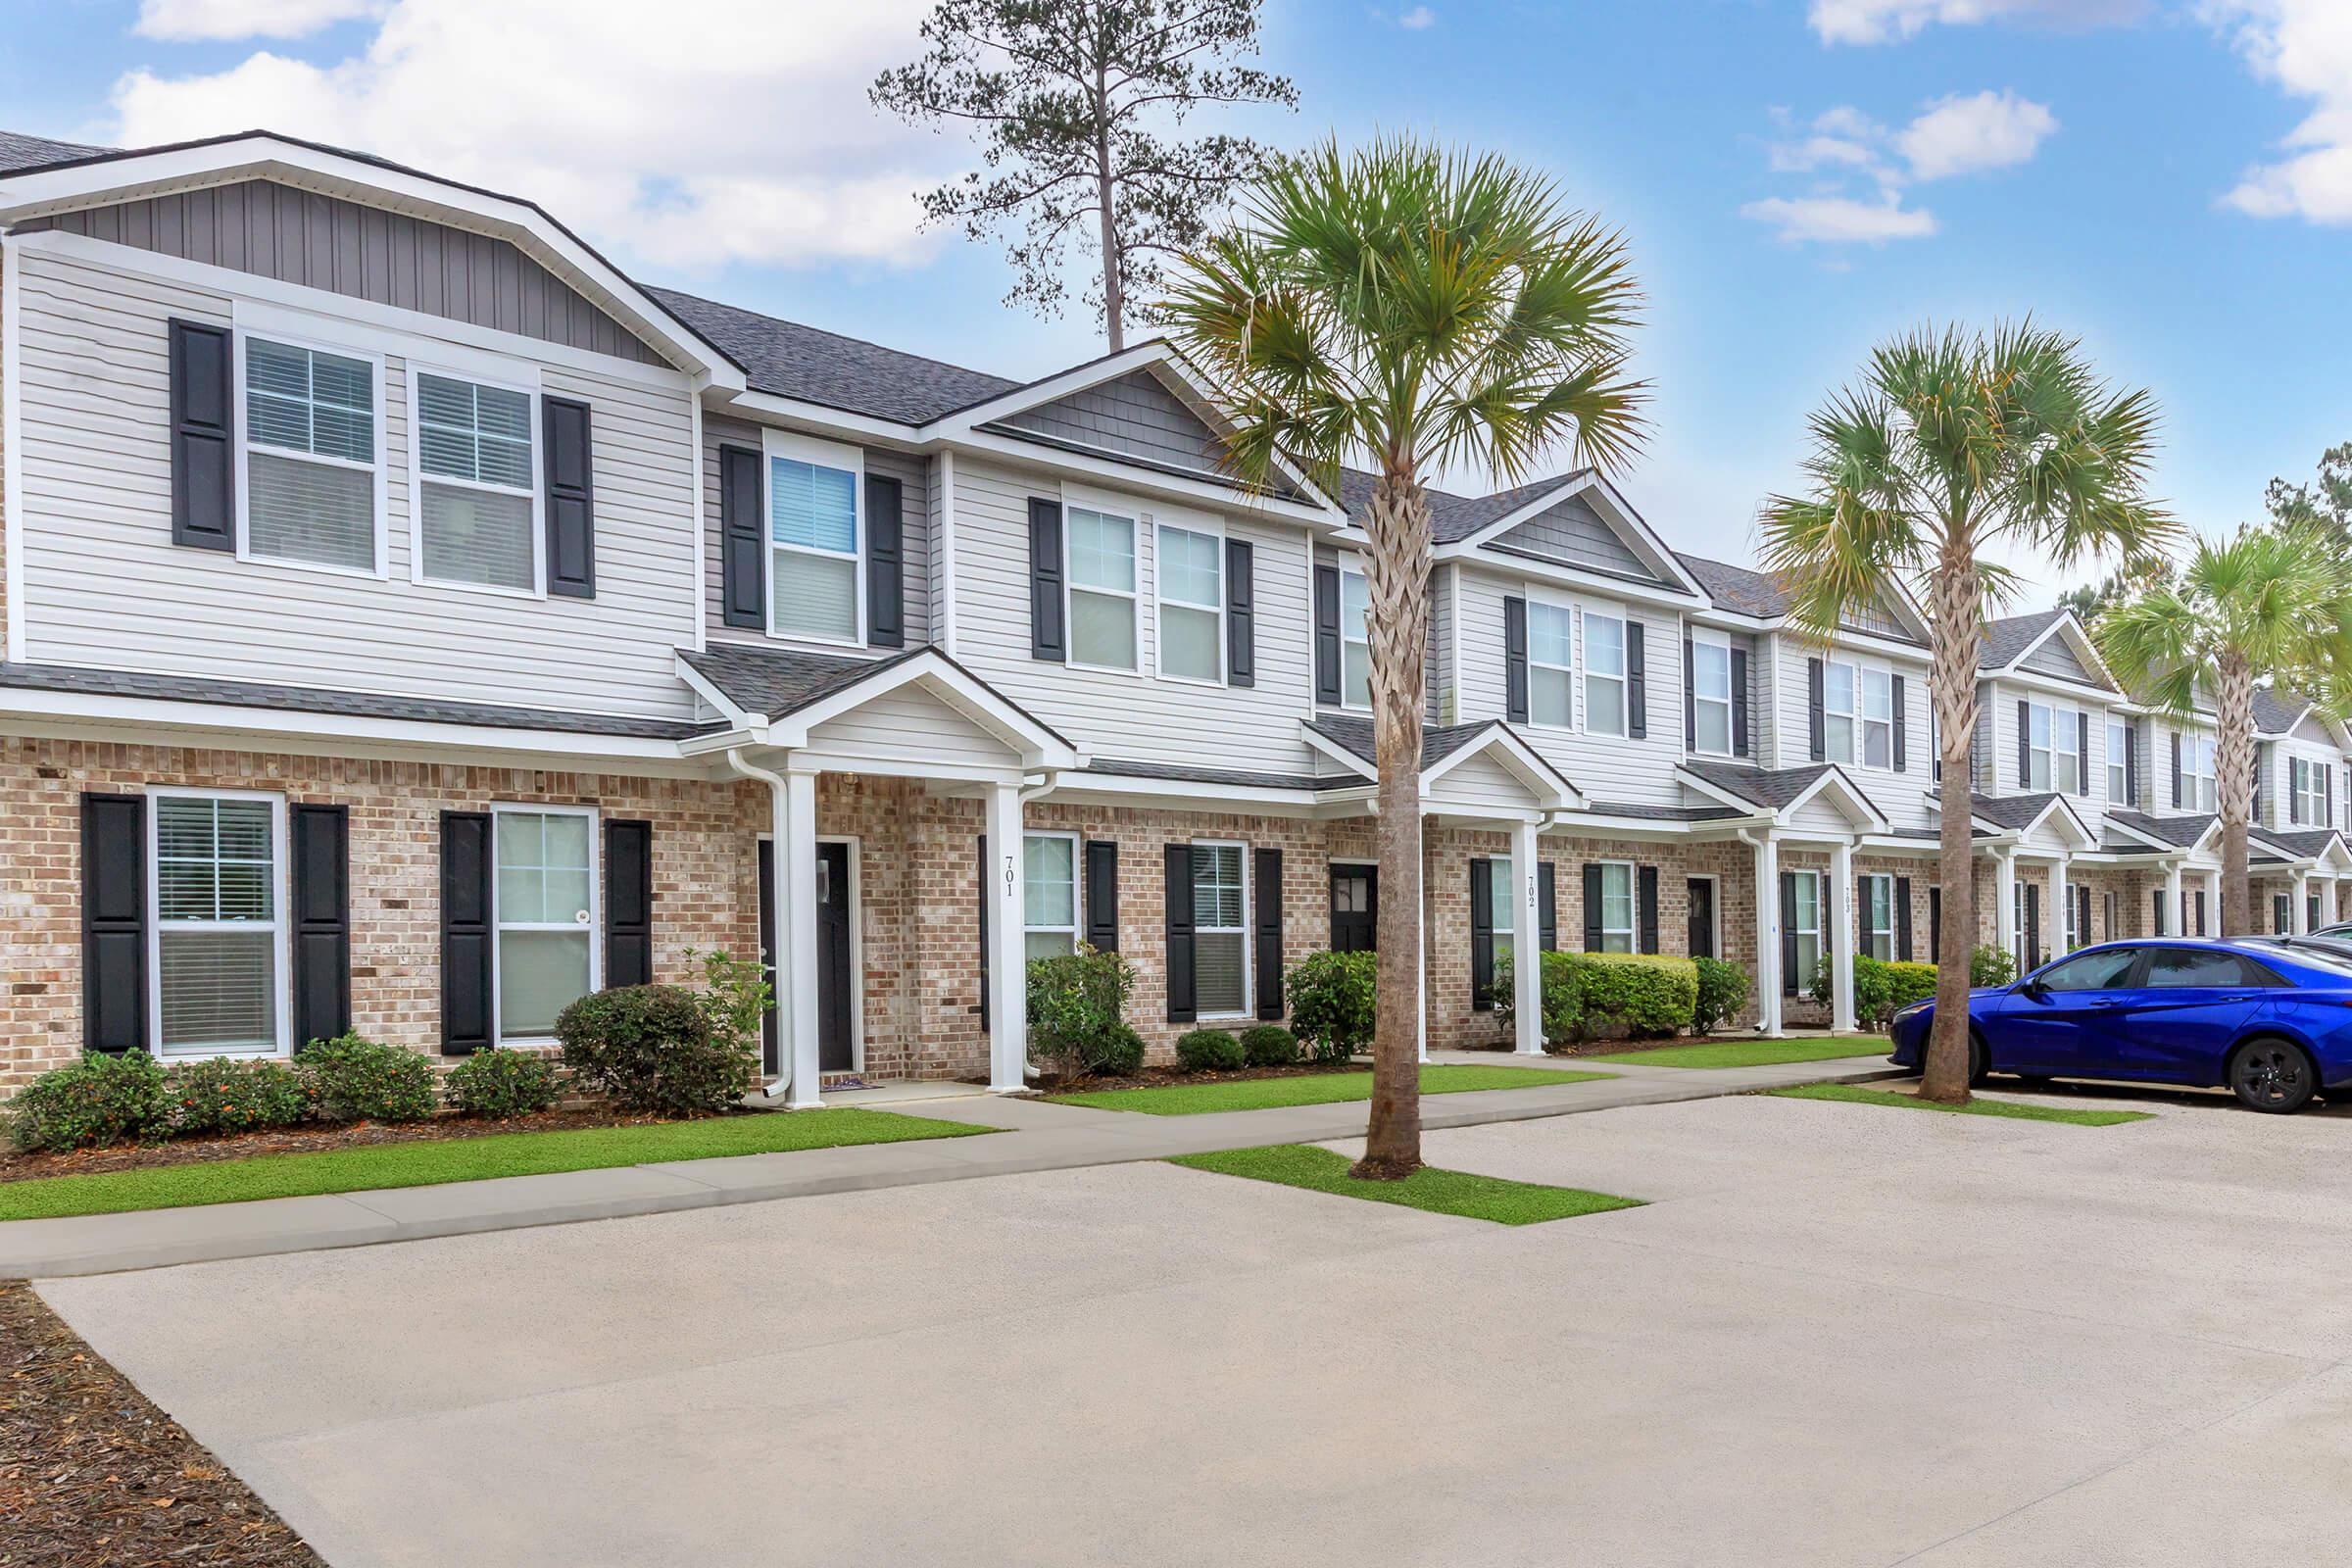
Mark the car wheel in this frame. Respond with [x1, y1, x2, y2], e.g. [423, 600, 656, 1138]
[1969, 1031, 1990, 1088]
[2230, 1038, 2317, 1114]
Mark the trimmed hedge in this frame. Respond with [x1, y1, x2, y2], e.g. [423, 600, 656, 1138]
[1502, 951, 1699, 1044]
[1883, 959, 1938, 1014]
[297, 1034, 438, 1124]
[1027, 945, 1140, 1078]
[1285, 950, 1375, 1062]
[164, 1057, 316, 1138]
[1175, 1029, 1246, 1072]
[446, 1048, 564, 1118]
[1239, 1024, 1300, 1067]
[6, 1050, 170, 1152]
[1090, 1022, 1147, 1077]
[1691, 956, 1750, 1036]
[556, 985, 752, 1117]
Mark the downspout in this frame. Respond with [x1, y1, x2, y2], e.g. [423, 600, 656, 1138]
[1012, 769, 1068, 1080]
[725, 748, 792, 1097]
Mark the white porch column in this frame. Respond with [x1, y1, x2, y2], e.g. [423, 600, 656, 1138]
[2164, 860, 2184, 937]
[985, 780, 1028, 1093]
[2330, 879, 2343, 924]
[1829, 839, 1856, 1034]
[2048, 858, 2068, 957]
[2292, 869, 2311, 934]
[1416, 812, 1430, 1063]
[1512, 818, 1544, 1054]
[781, 767, 823, 1109]
[1994, 851, 2018, 967]
[1754, 835, 1783, 1037]
[2204, 867, 2223, 937]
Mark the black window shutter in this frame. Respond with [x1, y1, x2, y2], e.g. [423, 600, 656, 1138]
[1627, 621, 1647, 738]
[2076, 711, 2090, 797]
[1313, 564, 1343, 706]
[2328, 764, 2335, 827]
[2025, 883, 2040, 969]
[1029, 498, 1065, 661]
[1807, 659, 1825, 761]
[719, 445, 764, 628]
[866, 473, 905, 648]
[440, 811, 493, 1054]
[1892, 674, 1907, 771]
[2289, 758, 2300, 825]
[1780, 872, 1799, 996]
[1253, 847, 1283, 1020]
[604, 819, 653, 989]
[169, 318, 234, 552]
[1539, 862, 1557, 952]
[977, 835, 990, 1030]
[2125, 724, 2136, 807]
[1582, 862, 1603, 951]
[1638, 864, 1659, 955]
[290, 804, 352, 1049]
[542, 395, 596, 599]
[1226, 538, 1255, 687]
[1504, 597, 1530, 724]
[1732, 648, 1750, 756]
[1085, 840, 1120, 952]
[2078, 885, 2092, 951]
[1896, 876, 1914, 961]
[1684, 636, 1696, 748]
[1470, 858, 1495, 1009]
[1929, 886, 1942, 957]
[2172, 732, 2182, 808]
[1164, 845, 1197, 1022]
[2017, 700, 2032, 788]
[80, 793, 146, 1053]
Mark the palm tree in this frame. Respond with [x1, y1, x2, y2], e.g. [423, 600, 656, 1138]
[1758, 323, 2168, 1105]
[2095, 523, 2352, 936]
[1162, 137, 1645, 1176]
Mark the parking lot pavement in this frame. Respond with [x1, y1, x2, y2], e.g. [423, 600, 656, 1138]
[39, 1086, 2352, 1568]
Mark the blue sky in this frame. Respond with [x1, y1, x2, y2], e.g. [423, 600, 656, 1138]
[6, 0, 2348, 602]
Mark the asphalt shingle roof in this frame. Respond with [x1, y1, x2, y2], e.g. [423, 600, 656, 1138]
[1335, 470, 1581, 544]
[1674, 555, 1785, 616]
[1968, 792, 2077, 832]
[2254, 827, 2343, 858]
[1680, 760, 1838, 809]
[1587, 801, 1743, 822]
[1304, 714, 1504, 771]
[1085, 759, 1325, 792]
[2108, 809, 2216, 848]
[0, 129, 110, 173]
[678, 644, 911, 719]
[2253, 688, 2313, 735]
[1983, 610, 2068, 669]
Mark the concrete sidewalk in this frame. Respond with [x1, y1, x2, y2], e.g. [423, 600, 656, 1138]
[0, 1049, 1898, 1279]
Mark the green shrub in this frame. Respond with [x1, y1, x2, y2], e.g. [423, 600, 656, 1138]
[1285, 950, 1375, 1062]
[1575, 953, 1698, 1039]
[163, 1057, 315, 1138]
[446, 1048, 564, 1118]
[1086, 1022, 1147, 1077]
[1027, 945, 1139, 1077]
[1971, 944, 2018, 987]
[1884, 960, 1938, 1014]
[298, 1034, 439, 1123]
[556, 985, 750, 1116]
[688, 948, 771, 1068]
[1175, 1028, 1246, 1071]
[1849, 956, 1896, 1029]
[1690, 956, 1749, 1035]
[5, 1050, 170, 1152]
[1239, 1023, 1299, 1067]
[1495, 951, 1584, 1044]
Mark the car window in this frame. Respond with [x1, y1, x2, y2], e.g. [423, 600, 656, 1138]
[2141, 948, 2278, 988]
[2035, 949, 2141, 991]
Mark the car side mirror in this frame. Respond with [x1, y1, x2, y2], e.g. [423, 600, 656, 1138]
[2018, 978, 2046, 1001]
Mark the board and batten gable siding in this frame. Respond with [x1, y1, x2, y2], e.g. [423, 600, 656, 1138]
[699, 412, 932, 652]
[1768, 634, 1935, 830]
[1489, 492, 1657, 580]
[990, 368, 1224, 477]
[947, 455, 1316, 774]
[25, 179, 664, 366]
[12, 246, 699, 718]
[2018, 629, 2102, 686]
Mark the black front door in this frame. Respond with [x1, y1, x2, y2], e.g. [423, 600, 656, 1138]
[1330, 863, 1377, 952]
[758, 839, 857, 1076]
[1687, 877, 1716, 959]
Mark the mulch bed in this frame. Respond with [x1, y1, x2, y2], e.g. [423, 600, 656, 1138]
[0, 1281, 326, 1567]
[1030, 1060, 1362, 1095]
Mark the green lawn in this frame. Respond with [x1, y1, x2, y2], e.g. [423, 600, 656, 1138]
[1587, 1038, 1888, 1069]
[1768, 1083, 2155, 1126]
[1044, 1062, 1609, 1115]
[1170, 1144, 1643, 1225]
[0, 1109, 991, 1222]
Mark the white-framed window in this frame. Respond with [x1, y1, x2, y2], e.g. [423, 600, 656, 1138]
[1824, 662, 1856, 764]
[1860, 667, 1894, 768]
[2181, 731, 2217, 812]
[1024, 832, 1080, 960]
[1068, 505, 1139, 671]
[1592, 861, 1635, 954]
[1529, 602, 1575, 728]
[1340, 565, 1372, 709]
[238, 331, 384, 575]
[765, 431, 864, 646]
[2108, 718, 2130, 802]
[1191, 842, 1249, 1016]
[2027, 702, 2079, 793]
[1860, 873, 1894, 960]
[1154, 521, 1223, 684]
[1691, 635, 1734, 756]
[148, 789, 290, 1059]
[1488, 854, 1517, 972]
[2064, 884, 2080, 952]
[2102, 890, 2117, 943]
[1790, 870, 1822, 993]
[492, 805, 599, 1042]
[411, 365, 542, 594]
[1584, 610, 1628, 737]
[2293, 758, 2328, 824]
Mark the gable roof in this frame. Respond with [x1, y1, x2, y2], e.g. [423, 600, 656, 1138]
[0, 129, 105, 173]
[1675, 555, 1783, 616]
[1303, 714, 1508, 772]
[1336, 470, 1575, 545]
[1983, 610, 2069, 670]
[2254, 688, 2314, 736]
[2105, 809, 2217, 849]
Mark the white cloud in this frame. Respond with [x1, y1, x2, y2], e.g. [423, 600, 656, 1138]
[2208, 1, 2352, 224]
[1398, 6, 1437, 27]
[1896, 89, 2059, 179]
[135, 0, 386, 39]
[108, 0, 949, 271]
[1740, 194, 1939, 243]
[1809, 0, 2144, 46]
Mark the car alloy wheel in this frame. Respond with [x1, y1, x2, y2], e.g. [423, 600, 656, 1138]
[2230, 1041, 2316, 1114]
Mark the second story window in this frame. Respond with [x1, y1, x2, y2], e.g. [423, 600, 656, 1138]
[1341, 567, 1372, 708]
[2027, 701, 2078, 792]
[1529, 603, 1574, 727]
[1154, 523, 1223, 683]
[1824, 662, 1856, 763]
[1691, 637, 1733, 755]
[2108, 718, 2130, 801]
[1584, 611, 1628, 736]
[1860, 668, 1893, 767]
[1068, 507, 1138, 670]
[2180, 731, 2217, 812]
[242, 336, 379, 573]
[768, 456, 862, 643]
[2292, 757, 2329, 823]
[415, 371, 537, 593]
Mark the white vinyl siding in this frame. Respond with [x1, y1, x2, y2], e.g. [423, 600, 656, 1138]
[1191, 842, 1249, 1016]
[240, 334, 381, 573]
[1528, 601, 1574, 728]
[1024, 832, 1079, 960]
[149, 789, 289, 1059]
[493, 807, 598, 1042]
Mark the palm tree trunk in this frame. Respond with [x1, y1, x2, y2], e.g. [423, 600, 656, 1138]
[2217, 649, 2255, 936]
[1922, 537, 1982, 1105]
[1356, 464, 1432, 1179]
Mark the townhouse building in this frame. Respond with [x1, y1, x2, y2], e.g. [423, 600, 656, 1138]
[4, 126, 2350, 1103]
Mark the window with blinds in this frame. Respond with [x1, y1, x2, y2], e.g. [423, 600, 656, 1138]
[1067, 507, 1138, 670]
[495, 808, 598, 1040]
[151, 793, 283, 1056]
[1154, 523, 1222, 682]
[416, 371, 537, 591]
[244, 336, 378, 571]
[769, 456, 861, 641]
[1191, 843, 1248, 1015]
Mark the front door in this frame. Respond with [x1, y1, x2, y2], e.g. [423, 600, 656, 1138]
[758, 839, 857, 1076]
[1330, 863, 1377, 953]
[1687, 877, 1716, 959]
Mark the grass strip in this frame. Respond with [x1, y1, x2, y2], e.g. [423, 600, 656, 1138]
[1587, 1039, 1888, 1068]
[1170, 1143, 1643, 1225]
[1045, 1062, 1609, 1115]
[1768, 1083, 2154, 1126]
[0, 1109, 991, 1222]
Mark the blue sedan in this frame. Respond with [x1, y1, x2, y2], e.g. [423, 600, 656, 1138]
[1887, 938, 2352, 1112]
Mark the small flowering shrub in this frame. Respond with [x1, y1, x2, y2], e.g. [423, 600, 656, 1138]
[445, 1048, 564, 1119]
[5, 1050, 170, 1152]
[298, 1034, 439, 1124]
[163, 1057, 315, 1138]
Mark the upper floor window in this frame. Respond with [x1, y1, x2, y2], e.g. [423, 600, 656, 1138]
[1529, 602, 1575, 728]
[1340, 566, 1372, 708]
[1154, 523, 1223, 683]
[2181, 731, 2217, 812]
[1024, 833, 1079, 959]
[1068, 507, 1139, 671]
[415, 370, 538, 593]
[1823, 662, 1893, 767]
[2108, 718, 2130, 801]
[2292, 757, 2329, 823]
[1584, 611, 1628, 737]
[769, 455, 862, 644]
[2027, 701, 2079, 792]
[242, 335, 380, 573]
[1691, 637, 1733, 755]
[1859, 667, 1893, 767]
[150, 790, 287, 1058]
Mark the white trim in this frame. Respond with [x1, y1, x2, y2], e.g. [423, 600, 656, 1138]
[761, 649, 1079, 768]
[687, 389, 708, 652]
[1579, 601, 1629, 739]
[937, 449, 958, 658]
[232, 320, 391, 581]
[1523, 594, 1577, 732]
[144, 785, 293, 1061]
[2, 239, 24, 663]
[1789, 866, 1825, 995]
[1590, 858, 1638, 954]
[1336, 554, 1372, 713]
[1688, 627, 1736, 758]
[1858, 870, 1895, 960]
[1151, 514, 1226, 687]
[1686, 871, 1723, 958]
[1021, 829, 1083, 958]
[405, 353, 548, 599]
[760, 425, 867, 650]
[489, 802, 602, 1047]
[1436, 470, 1708, 600]
[1188, 837, 1252, 1019]
[948, 426, 1340, 527]
[1419, 721, 1586, 809]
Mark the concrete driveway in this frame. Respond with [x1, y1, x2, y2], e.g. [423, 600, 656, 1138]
[38, 1087, 2352, 1567]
